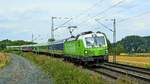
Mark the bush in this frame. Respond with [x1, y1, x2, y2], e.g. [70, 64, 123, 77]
[0, 53, 10, 68]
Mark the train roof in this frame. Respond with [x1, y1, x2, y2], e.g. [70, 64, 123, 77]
[33, 40, 64, 47]
[65, 31, 105, 41]
[7, 39, 65, 48]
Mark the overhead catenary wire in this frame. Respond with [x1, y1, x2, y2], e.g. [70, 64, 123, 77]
[118, 11, 150, 23]
[54, 18, 73, 30]
[94, 1, 150, 26]
[69, 0, 105, 23]
[93, 10, 150, 33]
[54, 0, 105, 29]
[94, 0, 126, 17]
[52, 0, 150, 39]
[77, 0, 126, 27]
[95, 19, 113, 32]
[94, 11, 150, 31]
[78, 0, 150, 30]
[77, 0, 150, 27]
[113, 0, 150, 19]
[54, 0, 126, 30]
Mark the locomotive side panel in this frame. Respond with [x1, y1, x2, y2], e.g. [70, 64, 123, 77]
[64, 40, 85, 57]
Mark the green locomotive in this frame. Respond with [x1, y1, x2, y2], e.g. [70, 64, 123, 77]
[7, 31, 109, 63]
[64, 31, 108, 63]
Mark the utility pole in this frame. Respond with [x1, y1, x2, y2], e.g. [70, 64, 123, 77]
[112, 18, 116, 63]
[32, 33, 34, 43]
[50, 16, 72, 41]
[51, 17, 56, 40]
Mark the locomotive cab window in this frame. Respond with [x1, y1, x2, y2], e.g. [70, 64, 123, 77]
[95, 36, 105, 46]
[85, 37, 94, 48]
[85, 36, 105, 48]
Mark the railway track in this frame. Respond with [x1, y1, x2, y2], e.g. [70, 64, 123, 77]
[33, 52, 150, 83]
[89, 62, 150, 84]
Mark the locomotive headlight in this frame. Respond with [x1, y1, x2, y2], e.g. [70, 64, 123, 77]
[85, 50, 88, 54]
[105, 50, 108, 54]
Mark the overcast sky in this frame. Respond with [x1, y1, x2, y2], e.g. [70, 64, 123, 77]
[0, 0, 150, 43]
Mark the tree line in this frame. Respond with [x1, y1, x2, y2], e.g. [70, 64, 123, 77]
[109, 35, 150, 55]
[0, 39, 35, 51]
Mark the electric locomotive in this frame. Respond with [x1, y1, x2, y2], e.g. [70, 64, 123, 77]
[64, 31, 108, 63]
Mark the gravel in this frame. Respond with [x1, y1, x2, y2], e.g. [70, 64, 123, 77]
[0, 54, 52, 84]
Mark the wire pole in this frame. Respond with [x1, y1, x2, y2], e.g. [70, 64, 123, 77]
[50, 17, 71, 41]
[51, 17, 55, 40]
[32, 33, 34, 43]
[51, 17, 55, 57]
[112, 18, 116, 63]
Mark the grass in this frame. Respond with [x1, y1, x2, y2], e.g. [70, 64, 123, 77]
[0, 52, 10, 68]
[9, 51, 142, 84]
[13, 51, 105, 84]
[109, 55, 150, 69]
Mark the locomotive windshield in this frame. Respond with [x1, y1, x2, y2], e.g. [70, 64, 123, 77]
[85, 36, 105, 48]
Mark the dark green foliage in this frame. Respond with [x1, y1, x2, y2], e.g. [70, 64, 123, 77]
[122, 36, 145, 53]
[48, 38, 55, 42]
[110, 35, 150, 54]
[111, 43, 125, 55]
[106, 38, 111, 51]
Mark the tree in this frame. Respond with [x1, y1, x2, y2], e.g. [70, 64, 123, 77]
[122, 36, 144, 53]
[48, 38, 55, 42]
[116, 43, 125, 55]
[0, 39, 35, 51]
[109, 35, 150, 54]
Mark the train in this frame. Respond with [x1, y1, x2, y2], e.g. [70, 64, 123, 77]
[7, 31, 109, 64]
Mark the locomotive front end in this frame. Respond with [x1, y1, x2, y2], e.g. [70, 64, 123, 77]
[81, 32, 108, 62]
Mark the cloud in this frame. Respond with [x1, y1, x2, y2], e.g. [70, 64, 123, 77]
[0, 0, 150, 42]
[0, 24, 17, 29]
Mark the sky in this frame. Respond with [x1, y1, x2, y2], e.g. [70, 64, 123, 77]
[0, 0, 150, 43]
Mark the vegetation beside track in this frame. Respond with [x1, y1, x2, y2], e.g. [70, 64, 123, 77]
[0, 52, 10, 68]
[13, 51, 105, 84]
[109, 56, 150, 69]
